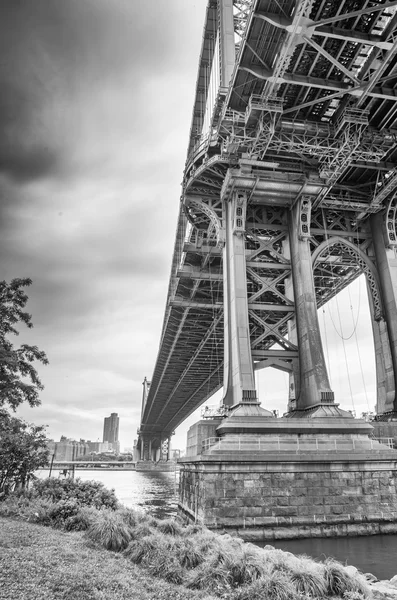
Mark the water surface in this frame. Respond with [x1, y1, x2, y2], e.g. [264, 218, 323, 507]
[258, 535, 397, 580]
[37, 469, 179, 519]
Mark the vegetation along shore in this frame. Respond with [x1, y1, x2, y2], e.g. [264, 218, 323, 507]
[1, 477, 397, 600]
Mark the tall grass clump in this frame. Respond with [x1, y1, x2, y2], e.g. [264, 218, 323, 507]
[124, 532, 170, 564]
[290, 569, 327, 597]
[231, 570, 297, 600]
[143, 543, 184, 585]
[129, 521, 157, 540]
[324, 559, 371, 598]
[186, 557, 234, 594]
[222, 545, 270, 586]
[156, 517, 184, 536]
[85, 510, 133, 551]
[174, 537, 206, 569]
[63, 506, 99, 531]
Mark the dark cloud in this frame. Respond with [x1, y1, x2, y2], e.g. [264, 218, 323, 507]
[0, 0, 186, 183]
[0, 1, 215, 450]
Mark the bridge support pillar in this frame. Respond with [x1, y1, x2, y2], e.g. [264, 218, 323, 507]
[370, 213, 397, 414]
[222, 191, 259, 408]
[288, 202, 334, 410]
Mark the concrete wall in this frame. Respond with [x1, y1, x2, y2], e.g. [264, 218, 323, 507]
[373, 422, 397, 446]
[186, 419, 222, 457]
[179, 456, 397, 540]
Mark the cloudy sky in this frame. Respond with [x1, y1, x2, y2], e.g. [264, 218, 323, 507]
[2, 0, 376, 452]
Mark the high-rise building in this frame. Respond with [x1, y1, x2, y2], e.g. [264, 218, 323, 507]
[103, 412, 120, 453]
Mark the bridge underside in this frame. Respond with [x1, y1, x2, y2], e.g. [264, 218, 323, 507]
[139, 0, 397, 451]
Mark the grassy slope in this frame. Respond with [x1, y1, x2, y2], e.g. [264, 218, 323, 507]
[0, 517, 215, 600]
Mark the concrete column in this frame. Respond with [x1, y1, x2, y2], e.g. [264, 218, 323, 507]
[289, 203, 333, 409]
[283, 233, 300, 410]
[141, 436, 149, 461]
[167, 437, 172, 461]
[222, 192, 257, 406]
[370, 213, 397, 413]
[148, 438, 152, 461]
[285, 274, 300, 410]
[367, 278, 395, 413]
[134, 442, 141, 462]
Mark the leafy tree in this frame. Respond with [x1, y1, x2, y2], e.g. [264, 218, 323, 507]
[0, 409, 49, 494]
[0, 278, 48, 410]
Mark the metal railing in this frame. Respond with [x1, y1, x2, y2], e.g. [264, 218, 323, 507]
[201, 436, 395, 454]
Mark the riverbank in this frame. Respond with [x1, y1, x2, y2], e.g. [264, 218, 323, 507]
[0, 517, 215, 600]
[2, 477, 396, 600]
[2, 513, 397, 600]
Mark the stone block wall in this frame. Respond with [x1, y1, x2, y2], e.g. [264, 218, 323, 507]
[178, 456, 397, 540]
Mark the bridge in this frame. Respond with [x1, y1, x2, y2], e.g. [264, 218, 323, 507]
[43, 461, 136, 472]
[137, 0, 397, 464]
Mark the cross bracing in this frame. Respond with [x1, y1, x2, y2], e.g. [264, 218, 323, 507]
[139, 0, 397, 442]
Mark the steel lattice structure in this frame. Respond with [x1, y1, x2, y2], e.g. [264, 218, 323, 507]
[138, 0, 397, 457]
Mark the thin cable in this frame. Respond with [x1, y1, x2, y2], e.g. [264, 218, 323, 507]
[328, 277, 361, 340]
[350, 277, 371, 413]
[322, 209, 354, 410]
[322, 306, 332, 386]
[334, 295, 355, 411]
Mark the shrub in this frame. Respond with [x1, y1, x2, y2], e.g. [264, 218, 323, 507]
[63, 506, 99, 532]
[0, 492, 28, 517]
[33, 477, 118, 510]
[85, 510, 133, 551]
[25, 498, 55, 526]
[47, 499, 80, 526]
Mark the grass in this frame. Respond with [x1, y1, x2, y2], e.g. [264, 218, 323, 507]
[85, 510, 133, 551]
[0, 486, 373, 600]
[324, 558, 370, 597]
[0, 517, 216, 600]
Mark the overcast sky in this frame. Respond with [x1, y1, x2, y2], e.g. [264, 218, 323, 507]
[2, 0, 376, 452]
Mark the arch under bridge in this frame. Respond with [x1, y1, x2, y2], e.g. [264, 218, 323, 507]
[137, 0, 397, 461]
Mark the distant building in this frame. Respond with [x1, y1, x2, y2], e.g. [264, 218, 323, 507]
[86, 440, 112, 454]
[103, 412, 120, 453]
[47, 437, 89, 461]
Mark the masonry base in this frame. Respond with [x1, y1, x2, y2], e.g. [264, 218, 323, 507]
[178, 453, 397, 541]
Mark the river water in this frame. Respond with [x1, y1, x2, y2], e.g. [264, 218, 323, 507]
[37, 469, 397, 580]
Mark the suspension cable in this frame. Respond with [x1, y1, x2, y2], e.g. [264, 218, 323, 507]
[322, 209, 355, 411]
[322, 306, 332, 386]
[349, 278, 371, 413]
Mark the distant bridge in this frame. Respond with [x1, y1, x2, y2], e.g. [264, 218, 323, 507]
[43, 461, 136, 471]
[137, 0, 397, 460]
